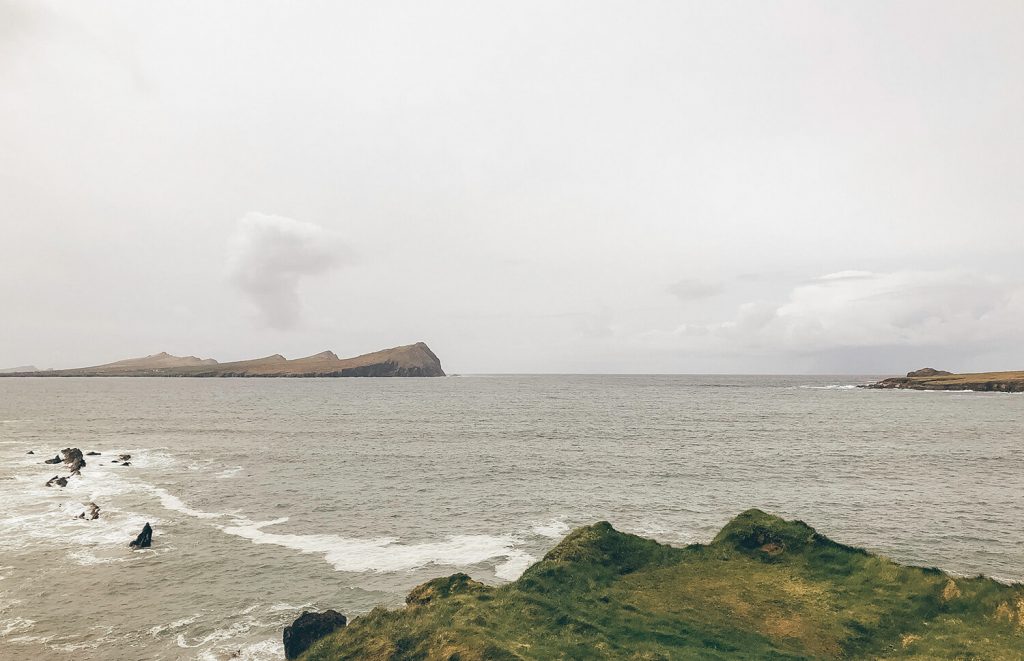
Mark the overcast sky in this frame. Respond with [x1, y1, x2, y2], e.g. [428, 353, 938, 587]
[2, 1, 1022, 373]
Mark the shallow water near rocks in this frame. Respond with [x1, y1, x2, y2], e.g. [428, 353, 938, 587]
[0, 375, 1021, 660]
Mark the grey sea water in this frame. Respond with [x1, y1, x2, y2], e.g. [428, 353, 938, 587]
[0, 375, 1021, 660]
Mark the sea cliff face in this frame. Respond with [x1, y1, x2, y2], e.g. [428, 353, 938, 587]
[0, 342, 445, 378]
[864, 368, 1024, 392]
[296, 510, 1024, 660]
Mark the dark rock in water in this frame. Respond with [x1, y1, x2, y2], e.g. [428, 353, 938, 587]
[86, 451, 101, 456]
[62, 448, 86, 474]
[44, 455, 62, 464]
[907, 367, 953, 377]
[129, 522, 152, 549]
[120, 461, 131, 467]
[26, 450, 34, 455]
[78, 502, 100, 520]
[45, 475, 68, 488]
[118, 454, 132, 462]
[283, 610, 347, 659]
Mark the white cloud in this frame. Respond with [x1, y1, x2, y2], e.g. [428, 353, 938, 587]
[647, 270, 1024, 356]
[225, 212, 348, 330]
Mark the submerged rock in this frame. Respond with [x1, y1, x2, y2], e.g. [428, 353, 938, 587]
[283, 610, 347, 659]
[26, 450, 34, 455]
[44, 455, 62, 464]
[120, 461, 132, 467]
[86, 451, 101, 456]
[45, 475, 68, 488]
[118, 454, 132, 462]
[77, 502, 100, 520]
[129, 522, 152, 549]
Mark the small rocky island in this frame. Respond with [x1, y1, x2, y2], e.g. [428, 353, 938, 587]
[289, 510, 1024, 660]
[863, 367, 1024, 392]
[0, 342, 444, 378]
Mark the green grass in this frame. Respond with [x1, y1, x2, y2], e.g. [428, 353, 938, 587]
[300, 510, 1024, 660]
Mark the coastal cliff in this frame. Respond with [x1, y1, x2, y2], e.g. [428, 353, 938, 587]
[864, 368, 1024, 392]
[295, 510, 1024, 660]
[0, 342, 444, 378]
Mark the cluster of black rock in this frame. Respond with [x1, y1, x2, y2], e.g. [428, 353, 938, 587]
[32, 445, 153, 548]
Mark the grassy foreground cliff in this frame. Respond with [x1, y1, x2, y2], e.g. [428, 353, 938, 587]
[300, 510, 1023, 660]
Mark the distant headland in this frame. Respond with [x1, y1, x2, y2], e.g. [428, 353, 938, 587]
[0, 342, 444, 378]
[864, 367, 1024, 392]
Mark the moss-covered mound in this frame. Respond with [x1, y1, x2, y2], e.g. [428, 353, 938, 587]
[300, 510, 1024, 660]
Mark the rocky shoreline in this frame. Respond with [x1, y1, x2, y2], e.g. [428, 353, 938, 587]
[286, 510, 1024, 660]
[862, 367, 1024, 392]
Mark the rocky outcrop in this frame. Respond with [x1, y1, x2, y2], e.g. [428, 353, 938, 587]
[62, 448, 86, 474]
[45, 475, 68, 487]
[906, 367, 952, 377]
[26, 450, 34, 455]
[44, 455, 62, 464]
[77, 503, 100, 520]
[304, 511, 1024, 660]
[864, 370, 1024, 392]
[0, 343, 444, 378]
[129, 522, 153, 549]
[283, 610, 348, 660]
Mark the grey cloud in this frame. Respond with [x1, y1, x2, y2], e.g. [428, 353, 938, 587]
[225, 213, 348, 330]
[668, 279, 724, 301]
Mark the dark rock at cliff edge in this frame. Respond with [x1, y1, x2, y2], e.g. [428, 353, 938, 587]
[283, 610, 347, 659]
[906, 367, 952, 377]
[129, 522, 152, 549]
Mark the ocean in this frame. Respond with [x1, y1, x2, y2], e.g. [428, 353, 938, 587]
[0, 375, 1021, 660]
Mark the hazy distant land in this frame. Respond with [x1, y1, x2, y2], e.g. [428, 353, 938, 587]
[0, 342, 444, 378]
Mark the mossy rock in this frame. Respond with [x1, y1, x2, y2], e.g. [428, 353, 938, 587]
[299, 510, 1024, 660]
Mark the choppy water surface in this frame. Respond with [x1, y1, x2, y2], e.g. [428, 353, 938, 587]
[0, 376, 1021, 659]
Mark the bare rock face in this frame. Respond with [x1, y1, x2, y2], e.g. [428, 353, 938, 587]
[129, 522, 153, 549]
[907, 367, 952, 377]
[283, 610, 347, 659]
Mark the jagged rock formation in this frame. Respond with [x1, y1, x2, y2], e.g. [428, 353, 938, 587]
[129, 523, 153, 549]
[283, 611, 348, 660]
[906, 367, 953, 377]
[293, 510, 1024, 660]
[62, 448, 86, 474]
[2, 343, 444, 378]
[864, 369, 1024, 392]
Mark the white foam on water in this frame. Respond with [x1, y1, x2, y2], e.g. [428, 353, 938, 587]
[531, 518, 571, 538]
[220, 517, 536, 578]
[196, 637, 283, 661]
[148, 613, 202, 638]
[0, 616, 36, 637]
[799, 384, 858, 390]
[216, 466, 243, 479]
[145, 485, 224, 520]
